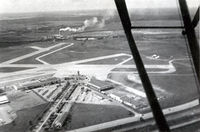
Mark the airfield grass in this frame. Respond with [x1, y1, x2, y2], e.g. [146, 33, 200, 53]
[108, 71, 199, 111]
[7, 90, 47, 110]
[13, 41, 72, 64]
[0, 67, 33, 73]
[171, 61, 194, 74]
[0, 91, 49, 132]
[0, 103, 49, 132]
[0, 46, 36, 63]
[149, 75, 199, 108]
[12, 28, 189, 65]
[61, 103, 134, 131]
[27, 41, 58, 48]
[41, 38, 131, 64]
[0, 9, 199, 132]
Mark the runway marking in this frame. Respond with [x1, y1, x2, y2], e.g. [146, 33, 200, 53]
[0, 50, 199, 132]
[29, 46, 44, 50]
[110, 56, 133, 71]
[118, 64, 174, 69]
[65, 53, 129, 65]
[35, 43, 74, 65]
[0, 64, 44, 68]
[1, 42, 67, 64]
[113, 60, 176, 74]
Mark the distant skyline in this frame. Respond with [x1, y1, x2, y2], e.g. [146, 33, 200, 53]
[0, 0, 199, 14]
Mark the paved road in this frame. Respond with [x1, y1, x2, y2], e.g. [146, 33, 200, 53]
[33, 84, 73, 132]
[66, 99, 199, 132]
[1, 42, 68, 64]
[36, 43, 74, 64]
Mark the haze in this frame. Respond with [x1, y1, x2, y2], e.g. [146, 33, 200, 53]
[0, 0, 198, 14]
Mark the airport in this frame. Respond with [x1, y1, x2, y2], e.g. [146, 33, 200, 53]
[0, 0, 199, 132]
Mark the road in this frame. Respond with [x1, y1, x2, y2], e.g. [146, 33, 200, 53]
[33, 84, 72, 132]
[65, 98, 199, 132]
[0, 39, 198, 132]
[36, 43, 74, 64]
[1, 42, 69, 64]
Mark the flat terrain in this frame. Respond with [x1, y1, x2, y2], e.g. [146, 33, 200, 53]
[0, 47, 36, 63]
[0, 90, 49, 132]
[62, 103, 134, 131]
[0, 8, 199, 132]
[0, 67, 33, 73]
[0, 103, 49, 132]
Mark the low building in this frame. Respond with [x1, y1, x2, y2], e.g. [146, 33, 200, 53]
[0, 95, 9, 105]
[109, 93, 122, 103]
[53, 102, 73, 129]
[89, 78, 114, 91]
[53, 34, 64, 40]
[100, 85, 114, 91]
[19, 77, 61, 90]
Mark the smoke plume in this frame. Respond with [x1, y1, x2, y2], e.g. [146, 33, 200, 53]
[59, 17, 99, 33]
[98, 9, 116, 28]
[59, 10, 116, 33]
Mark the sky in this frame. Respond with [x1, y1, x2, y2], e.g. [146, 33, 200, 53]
[0, 0, 199, 14]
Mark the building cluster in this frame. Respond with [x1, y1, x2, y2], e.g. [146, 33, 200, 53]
[88, 78, 115, 92]
[0, 93, 9, 105]
[0, 90, 16, 126]
[53, 102, 73, 129]
[88, 83, 114, 92]
[109, 92, 148, 110]
[41, 34, 65, 41]
[43, 84, 78, 131]
[73, 36, 101, 41]
[12, 77, 61, 90]
[0, 89, 9, 106]
[87, 78, 149, 110]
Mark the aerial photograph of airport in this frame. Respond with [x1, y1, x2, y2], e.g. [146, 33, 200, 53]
[0, 0, 199, 132]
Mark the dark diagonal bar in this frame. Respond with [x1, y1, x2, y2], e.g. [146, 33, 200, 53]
[178, 0, 199, 81]
[192, 7, 199, 28]
[114, 0, 170, 131]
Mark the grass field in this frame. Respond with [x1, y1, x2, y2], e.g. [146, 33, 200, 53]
[41, 38, 131, 64]
[0, 103, 49, 132]
[0, 67, 33, 73]
[7, 90, 47, 111]
[62, 103, 134, 131]
[0, 46, 36, 63]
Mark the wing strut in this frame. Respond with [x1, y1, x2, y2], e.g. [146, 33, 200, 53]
[114, 0, 170, 131]
[178, 0, 199, 82]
